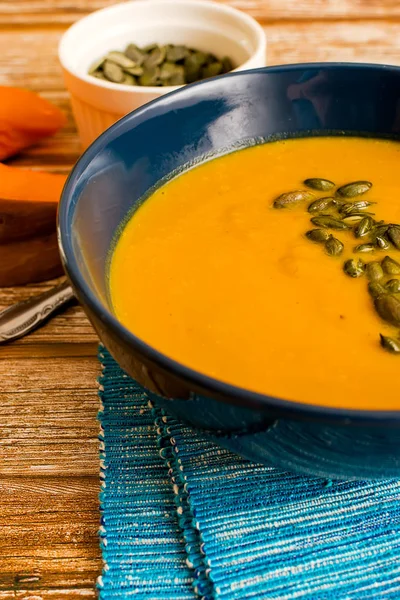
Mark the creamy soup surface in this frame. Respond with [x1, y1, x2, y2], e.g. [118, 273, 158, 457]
[110, 137, 400, 410]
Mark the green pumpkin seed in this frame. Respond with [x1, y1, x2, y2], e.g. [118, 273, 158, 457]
[305, 228, 331, 243]
[221, 56, 234, 73]
[142, 43, 158, 53]
[166, 45, 189, 63]
[121, 73, 137, 86]
[89, 56, 105, 74]
[304, 178, 335, 191]
[307, 197, 334, 213]
[325, 236, 344, 256]
[354, 243, 375, 253]
[386, 279, 400, 293]
[139, 66, 161, 86]
[159, 62, 176, 80]
[205, 52, 218, 65]
[342, 214, 368, 225]
[311, 215, 349, 230]
[336, 181, 372, 198]
[382, 255, 400, 275]
[273, 190, 315, 209]
[92, 71, 106, 80]
[365, 261, 384, 282]
[169, 69, 185, 86]
[340, 200, 375, 215]
[374, 294, 400, 326]
[123, 64, 144, 76]
[354, 216, 374, 238]
[373, 224, 389, 238]
[125, 44, 145, 65]
[344, 258, 364, 278]
[103, 60, 125, 83]
[387, 225, 400, 250]
[368, 282, 388, 298]
[380, 334, 400, 354]
[184, 51, 209, 82]
[202, 61, 223, 79]
[375, 235, 391, 250]
[144, 46, 166, 69]
[107, 51, 137, 69]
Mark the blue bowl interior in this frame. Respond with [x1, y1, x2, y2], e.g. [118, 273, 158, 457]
[62, 64, 400, 315]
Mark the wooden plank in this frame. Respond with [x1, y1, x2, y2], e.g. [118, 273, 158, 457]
[0, 476, 100, 594]
[1, 0, 400, 26]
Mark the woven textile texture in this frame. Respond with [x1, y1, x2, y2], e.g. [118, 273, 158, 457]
[98, 347, 400, 600]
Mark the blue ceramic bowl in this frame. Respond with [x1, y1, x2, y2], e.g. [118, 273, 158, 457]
[59, 63, 400, 480]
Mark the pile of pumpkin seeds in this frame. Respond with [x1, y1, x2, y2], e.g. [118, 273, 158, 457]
[273, 177, 400, 354]
[89, 43, 234, 86]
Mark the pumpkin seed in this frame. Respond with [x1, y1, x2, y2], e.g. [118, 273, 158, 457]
[311, 215, 349, 230]
[159, 62, 176, 80]
[386, 279, 400, 293]
[387, 225, 400, 250]
[184, 52, 207, 83]
[273, 190, 315, 209]
[123, 64, 144, 76]
[144, 46, 166, 69]
[305, 228, 331, 243]
[325, 236, 344, 256]
[307, 197, 334, 213]
[89, 56, 105, 74]
[382, 255, 400, 275]
[354, 216, 374, 238]
[125, 44, 145, 65]
[205, 52, 218, 65]
[103, 60, 125, 83]
[336, 181, 372, 198]
[121, 73, 137, 86]
[221, 56, 234, 73]
[368, 282, 388, 298]
[169, 69, 185, 86]
[354, 243, 375, 253]
[365, 261, 384, 282]
[380, 334, 400, 354]
[304, 178, 335, 191]
[375, 235, 391, 250]
[107, 51, 137, 69]
[339, 200, 375, 215]
[373, 224, 389, 238]
[142, 43, 158, 53]
[93, 71, 106, 80]
[374, 294, 400, 326]
[202, 61, 223, 79]
[344, 258, 364, 278]
[139, 66, 161, 86]
[342, 214, 368, 225]
[166, 45, 189, 63]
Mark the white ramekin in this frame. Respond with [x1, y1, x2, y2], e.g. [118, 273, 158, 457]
[58, 0, 267, 149]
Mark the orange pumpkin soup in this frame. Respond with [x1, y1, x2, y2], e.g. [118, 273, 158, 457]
[110, 137, 400, 410]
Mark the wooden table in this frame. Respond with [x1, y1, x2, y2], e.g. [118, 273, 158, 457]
[0, 1, 399, 598]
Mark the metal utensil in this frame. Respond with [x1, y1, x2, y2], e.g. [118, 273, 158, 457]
[0, 279, 75, 344]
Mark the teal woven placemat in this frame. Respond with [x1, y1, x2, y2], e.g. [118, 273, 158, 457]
[97, 347, 400, 599]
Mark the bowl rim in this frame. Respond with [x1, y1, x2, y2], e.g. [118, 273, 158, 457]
[59, 61, 400, 423]
[58, 0, 266, 94]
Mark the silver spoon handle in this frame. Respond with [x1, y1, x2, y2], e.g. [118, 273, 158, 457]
[0, 279, 75, 344]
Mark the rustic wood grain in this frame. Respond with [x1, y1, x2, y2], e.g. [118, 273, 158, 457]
[1, 0, 399, 597]
[2, 0, 400, 26]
